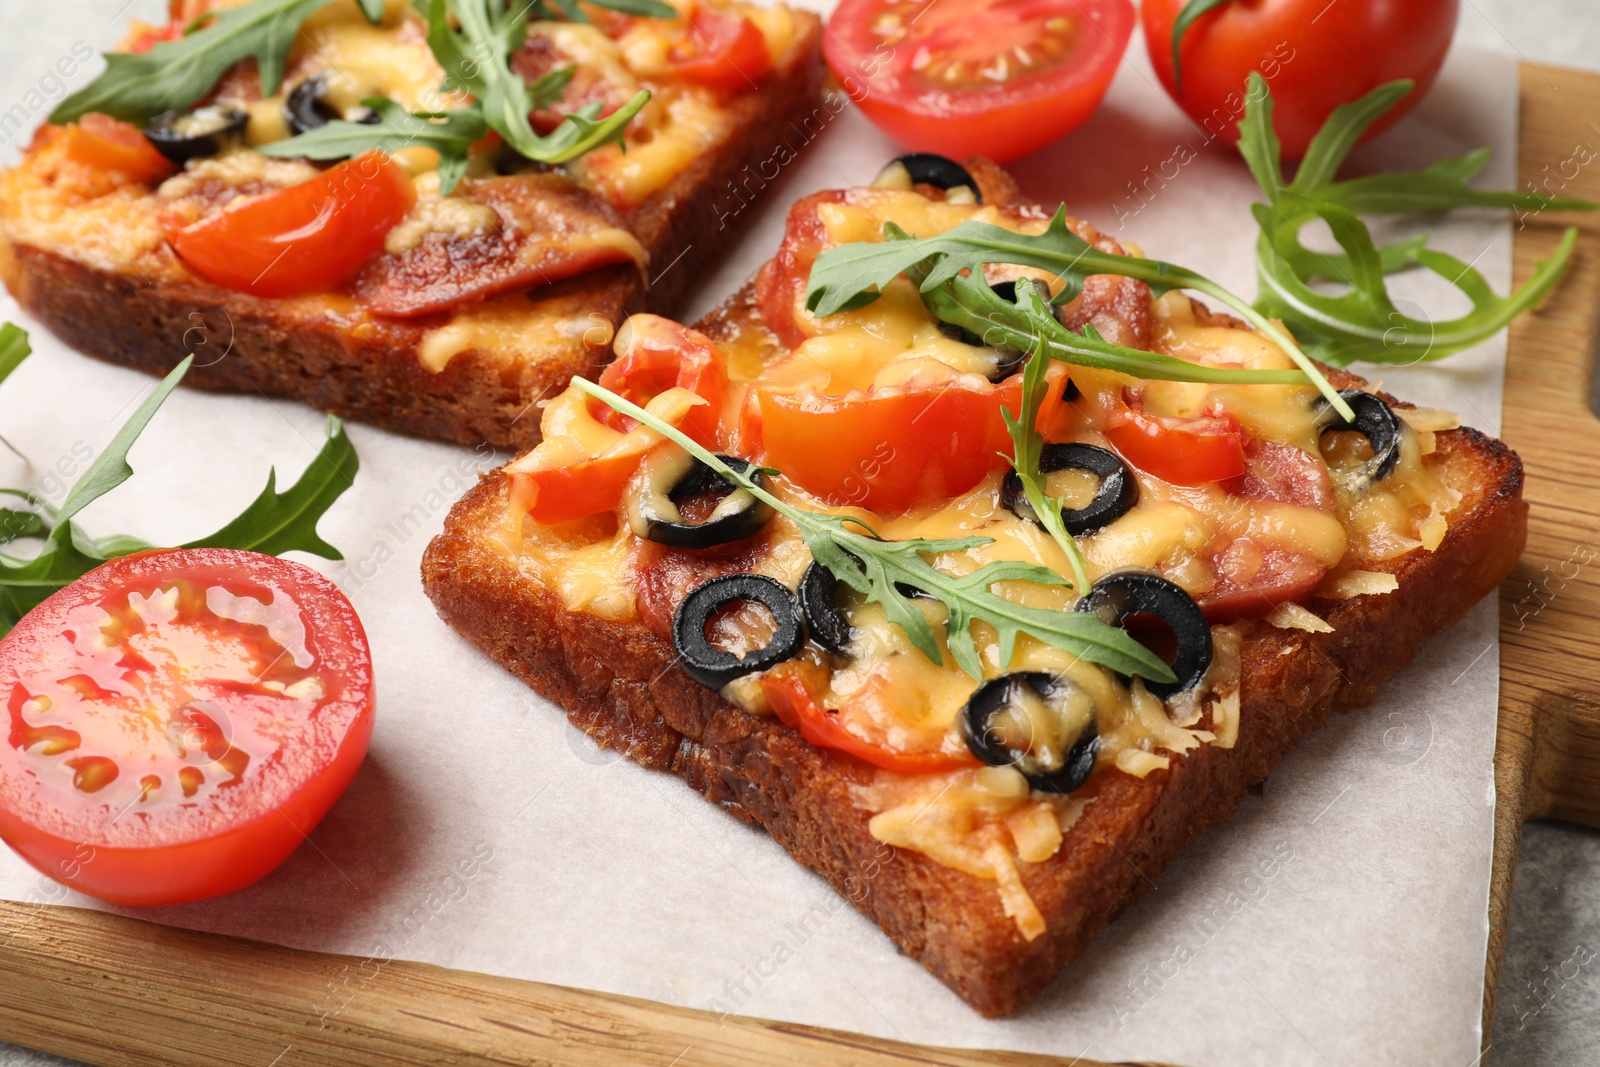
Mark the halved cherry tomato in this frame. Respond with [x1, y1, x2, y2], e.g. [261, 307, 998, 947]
[762, 667, 976, 774]
[59, 114, 175, 186]
[824, 0, 1135, 163]
[1141, 0, 1458, 162]
[0, 549, 375, 907]
[166, 153, 415, 299]
[1103, 393, 1246, 487]
[669, 7, 772, 94]
[594, 315, 729, 448]
[755, 377, 1022, 512]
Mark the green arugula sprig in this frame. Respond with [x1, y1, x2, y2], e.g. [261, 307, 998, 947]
[420, 0, 657, 164]
[56, 0, 670, 185]
[260, 0, 662, 190]
[0, 340, 358, 634]
[996, 288, 1091, 596]
[1240, 74, 1596, 366]
[51, 0, 369, 124]
[0, 325, 30, 461]
[807, 209, 1355, 421]
[259, 99, 491, 194]
[570, 377, 1174, 685]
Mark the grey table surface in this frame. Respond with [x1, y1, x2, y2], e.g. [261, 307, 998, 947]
[1, 0, 1598, 1064]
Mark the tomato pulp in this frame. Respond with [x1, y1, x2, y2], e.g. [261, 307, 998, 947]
[824, 0, 1135, 163]
[1141, 0, 1459, 160]
[0, 549, 375, 907]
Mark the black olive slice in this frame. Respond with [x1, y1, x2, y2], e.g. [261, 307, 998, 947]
[1002, 443, 1138, 537]
[286, 72, 382, 136]
[872, 153, 981, 204]
[143, 105, 249, 163]
[672, 574, 804, 690]
[1075, 571, 1212, 699]
[627, 451, 773, 549]
[1316, 389, 1404, 483]
[798, 557, 934, 657]
[961, 672, 1099, 794]
[800, 561, 854, 656]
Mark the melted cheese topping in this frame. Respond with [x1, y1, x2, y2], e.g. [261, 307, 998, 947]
[504, 186, 1467, 937]
[570, 87, 733, 210]
[417, 293, 612, 373]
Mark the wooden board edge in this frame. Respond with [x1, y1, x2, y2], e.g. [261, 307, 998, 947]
[0, 899, 1163, 1067]
[1485, 61, 1600, 1044]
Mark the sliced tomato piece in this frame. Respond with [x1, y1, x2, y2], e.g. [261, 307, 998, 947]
[509, 446, 652, 526]
[353, 175, 643, 317]
[166, 153, 415, 299]
[755, 377, 1021, 512]
[1198, 439, 1337, 622]
[762, 668, 976, 774]
[594, 315, 729, 448]
[508, 385, 709, 524]
[59, 114, 176, 185]
[1103, 392, 1246, 487]
[754, 190, 849, 349]
[668, 8, 772, 94]
[0, 549, 374, 907]
[824, 0, 1134, 163]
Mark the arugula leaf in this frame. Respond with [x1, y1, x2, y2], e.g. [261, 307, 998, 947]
[581, 0, 678, 15]
[905, 246, 1306, 387]
[0, 325, 31, 460]
[0, 324, 29, 389]
[0, 530, 108, 633]
[1168, 0, 1233, 92]
[55, 357, 192, 531]
[356, 0, 387, 21]
[0, 331, 358, 636]
[1239, 74, 1597, 365]
[0, 511, 44, 546]
[50, 0, 383, 124]
[259, 99, 488, 194]
[571, 377, 1175, 685]
[808, 208, 1355, 419]
[183, 416, 357, 559]
[423, 0, 651, 165]
[998, 287, 1091, 595]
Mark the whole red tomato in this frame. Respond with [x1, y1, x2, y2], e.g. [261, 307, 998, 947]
[1141, 0, 1459, 161]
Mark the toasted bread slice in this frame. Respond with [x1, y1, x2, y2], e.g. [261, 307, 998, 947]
[0, 9, 823, 451]
[422, 272, 1527, 1014]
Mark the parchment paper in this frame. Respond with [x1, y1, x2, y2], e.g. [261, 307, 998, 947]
[0, 6, 1517, 1063]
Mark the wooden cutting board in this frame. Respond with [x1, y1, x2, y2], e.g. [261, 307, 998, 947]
[0, 62, 1595, 1067]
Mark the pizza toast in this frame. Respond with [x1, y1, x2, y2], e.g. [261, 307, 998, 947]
[0, 0, 824, 450]
[421, 160, 1528, 1014]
